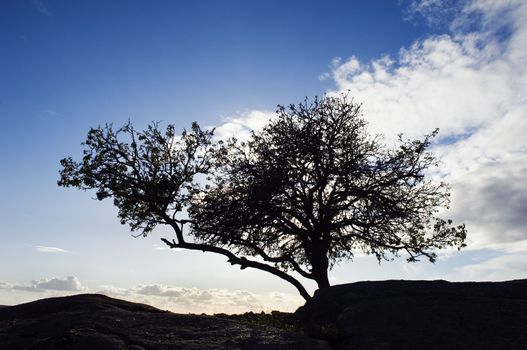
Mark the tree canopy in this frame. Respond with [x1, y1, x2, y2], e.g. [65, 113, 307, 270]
[59, 95, 466, 300]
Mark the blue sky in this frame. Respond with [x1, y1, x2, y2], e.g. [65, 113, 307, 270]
[1, 0, 526, 313]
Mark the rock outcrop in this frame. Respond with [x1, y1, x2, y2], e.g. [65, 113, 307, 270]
[0, 294, 330, 350]
[3, 280, 526, 349]
[295, 279, 527, 350]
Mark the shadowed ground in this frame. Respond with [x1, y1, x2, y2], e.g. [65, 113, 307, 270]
[0, 294, 330, 350]
[2, 280, 526, 349]
[296, 279, 527, 350]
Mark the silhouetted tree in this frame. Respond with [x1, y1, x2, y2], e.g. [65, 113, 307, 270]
[59, 95, 466, 300]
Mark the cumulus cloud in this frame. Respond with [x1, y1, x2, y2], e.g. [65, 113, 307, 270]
[213, 110, 275, 141]
[320, 0, 527, 254]
[13, 276, 86, 293]
[35, 246, 69, 253]
[97, 284, 129, 295]
[205, 1, 526, 282]
[326, 35, 511, 142]
[0, 278, 302, 313]
[98, 284, 303, 314]
[134, 284, 182, 297]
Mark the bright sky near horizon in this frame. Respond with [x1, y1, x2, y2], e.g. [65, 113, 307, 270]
[1, 0, 526, 313]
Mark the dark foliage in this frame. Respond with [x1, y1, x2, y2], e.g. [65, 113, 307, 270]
[59, 95, 466, 300]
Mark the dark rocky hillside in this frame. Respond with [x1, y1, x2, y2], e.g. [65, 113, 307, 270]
[295, 279, 527, 350]
[0, 294, 329, 350]
[1, 279, 526, 349]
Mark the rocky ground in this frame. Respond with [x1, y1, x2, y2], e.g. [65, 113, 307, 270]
[297, 279, 527, 350]
[0, 294, 330, 350]
[1, 279, 526, 349]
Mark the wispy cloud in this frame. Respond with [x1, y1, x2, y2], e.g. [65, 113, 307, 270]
[40, 109, 59, 118]
[35, 245, 69, 253]
[455, 254, 527, 281]
[402, 0, 464, 29]
[31, 0, 52, 17]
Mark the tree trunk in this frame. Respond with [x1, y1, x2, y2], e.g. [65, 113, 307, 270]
[314, 270, 330, 289]
[311, 244, 331, 289]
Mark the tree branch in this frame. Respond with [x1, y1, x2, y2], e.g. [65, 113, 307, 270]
[160, 237, 312, 301]
[227, 237, 313, 279]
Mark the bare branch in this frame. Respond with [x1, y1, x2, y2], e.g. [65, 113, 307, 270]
[160, 237, 311, 300]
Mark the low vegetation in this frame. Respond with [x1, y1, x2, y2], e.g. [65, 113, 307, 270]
[214, 311, 342, 346]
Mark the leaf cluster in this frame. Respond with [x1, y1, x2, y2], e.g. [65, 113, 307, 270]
[59, 121, 217, 235]
[189, 96, 466, 273]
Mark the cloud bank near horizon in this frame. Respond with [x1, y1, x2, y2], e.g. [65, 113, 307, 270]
[0, 276, 86, 293]
[0, 277, 303, 313]
[97, 283, 303, 314]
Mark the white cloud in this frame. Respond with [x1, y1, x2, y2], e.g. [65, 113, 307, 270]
[327, 34, 511, 142]
[13, 276, 86, 292]
[453, 0, 522, 33]
[35, 245, 69, 253]
[321, 0, 527, 256]
[98, 284, 303, 314]
[0, 282, 11, 289]
[213, 110, 275, 141]
[97, 284, 129, 295]
[2, 280, 299, 313]
[403, 0, 462, 28]
[205, 1, 527, 284]
[134, 284, 182, 297]
[455, 254, 527, 281]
